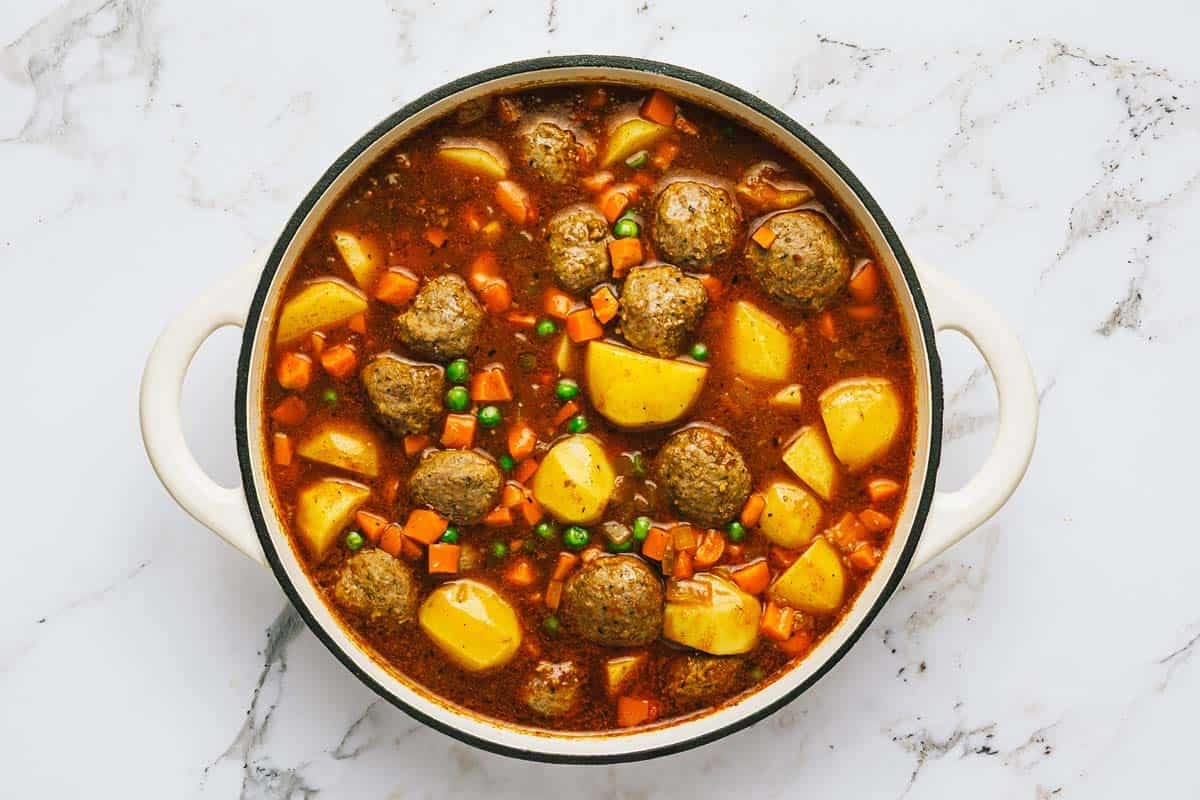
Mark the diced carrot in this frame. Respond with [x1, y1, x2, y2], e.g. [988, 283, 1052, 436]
[584, 87, 608, 109]
[347, 313, 367, 334]
[651, 140, 679, 170]
[471, 367, 513, 402]
[673, 114, 699, 135]
[867, 478, 902, 503]
[402, 509, 449, 545]
[400, 536, 423, 561]
[276, 352, 313, 391]
[308, 331, 326, 355]
[828, 511, 868, 550]
[777, 630, 813, 657]
[553, 400, 580, 427]
[672, 525, 699, 553]
[608, 238, 643, 277]
[480, 279, 513, 313]
[582, 170, 615, 192]
[699, 274, 723, 301]
[849, 545, 880, 571]
[616, 696, 660, 728]
[403, 434, 431, 457]
[543, 286, 575, 319]
[770, 546, 800, 569]
[730, 559, 771, 595]
[597, 184, 636, 223]
[501, 482, 525, 509]
[847, 304, 882, 321]
[270, 396, 308, 426]
[518, 491, 543, 525]
[545, 579, 564, 610]
[642, 526, 670, 561]
[693, 530, 726, 568]
[640, 90, 677, 126]
[816, 311, 837, 342]
[514, 458, 539, 484]
[507, 423, 537, 461]
[858, 508, 893, 534]
[354, 511, 390, 544]
[495, 180, 534, 225]
[424, 227, 448, 248]
[428, 543, 461, 574]
[504, 557, 537, 587]
[632, 171, 656, 190]
[565, 308, 604, 343]
[751, 224, 777, 249]
[590, 286, 619, 324]
[467, 251, 501, 293]
[848, 261, 880, 303]
[505, 310, 537, 328]
[272, 432, 292, 466]
[319, 344, 357, 379]
[374, 269, 419, 306]
[672, 550, 694, 579]
[484, 506, 513, 527]
[740, 493, 766, 527]
[552, 552, 580, 582]
[379, 524, 405, 558]
[441, 413, 476, 449]
[760, 601, 796, 642]
[725, 543, 745, 563]
[381, 476, 400, 506]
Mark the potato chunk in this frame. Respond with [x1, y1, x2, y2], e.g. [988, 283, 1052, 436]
[604, 654, 646, 697]
[769, 383, 804, 411]
[663, 573, 760, 655]
[437, 140, 509, 179]
[275, 279, 368, 345]
[728, 301, 792, 382]
[295, 478, 371, 558]
[585, 341, 708, 429]
[296, 421, 380, 478]
[418, 580, 522, 672]
[601, 117, 672, 167]
[781, 425, 839, 502]
[531, 435, 616, 524]
[759, 481, 823, 549]
[770, 537, 847, 614]
[331, 230, 384, 289]
[818, 377, 903, 472]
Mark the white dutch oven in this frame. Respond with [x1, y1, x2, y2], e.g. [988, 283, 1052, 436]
[140, 57, 1038, 763]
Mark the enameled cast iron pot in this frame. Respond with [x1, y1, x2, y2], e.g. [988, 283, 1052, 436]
[140, 56, 1038, 763]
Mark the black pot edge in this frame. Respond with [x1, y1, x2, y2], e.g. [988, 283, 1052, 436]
[233, 54, 944, 765]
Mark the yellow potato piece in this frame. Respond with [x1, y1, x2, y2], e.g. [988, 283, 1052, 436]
[275, 279, 368, 345]
[553, 334, 576, 375]
[601, 117, 672, 167]
[296, 421, 380, 478]
[759, 481, 823, 549]
[531, 434, 616, 524]
[331, 230, 384, 289]
[781, 425, 839, 502]
[419, 580, 522, 672]
[295, 478, 370, 558]
[818, 377, 903, 472]
[585, 341, 708, 429]
[728, 301, 792, 382]
[769, 383, 804, 411]
[663, 573, 760, 655]
[437, 143, 509, 179]
[770, 537, 847, 614]
[604, 654, 646, 696]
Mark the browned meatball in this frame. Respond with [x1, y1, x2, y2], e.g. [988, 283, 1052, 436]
[521, 660, 585, 718]
[654, 427, 751, 527]
[408, 449, 503, 525]
[520, 121, 579, 184]
[653, 180, 740, 269]
[560, 556, 663, 647]
[745, 210, 851, 309]
[333, 550, 418, 624]
[665, 655, 745, 709]
[619, 265, 707, 357]
[360, 354, 443, 436]
[395, 274, 483, 361]
[546, 204, 610, 293]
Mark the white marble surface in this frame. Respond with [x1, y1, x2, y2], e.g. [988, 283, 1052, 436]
[3, 0, 1198, 796]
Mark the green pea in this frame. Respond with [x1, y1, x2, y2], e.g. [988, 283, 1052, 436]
[555, 378, 580, 401]
[446, 358, 470, 384]
[542, 615, 561, 635]
[630, 451, 646, 477]
[440, 527, 460, 544]
[612, 217, 640, 239]
[445, 385, 470, 412]
[690, 342, 709, 361]
[719, 125, 735, 139]
[344, 530, 364, 551]
[535, 319, 557, 338]
[321, 388, 338, 405]
[535, 521, 557, 540]
[478, 405, 502, 428]
[624, 150, 649, 169]
[566, 415, 589, 434]
[727, 521, 746, 542]
[563, 526, 590, 550]
[749, 666, 765, 682]
[498, 454, 516, 471]
[607, 537, 634, 553]
[632, 516, 652, 542]
[490, 541, 509, 560]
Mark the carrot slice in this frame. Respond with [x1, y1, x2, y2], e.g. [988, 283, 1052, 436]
[545, 579, 564, 610]
[319, 344, 357, 379]
[640, 90, 677, 126]
[608, 238, 643, 277]
[375, 269, 419, 306]
[270, 396, 308, 426]
[276, 352, 313, 390]
[308, 331, 326, 355]
[428, 543, 460, 574]
[693, 529, 726, 568]
[651, 140, 679, 170]
[440, 413, 477, 449]
[468, 251, 501, 293]
[777, 630, 814, 658]
[816, 311, 837, 342]
[347, 313, 367, 334]
[553, 400, 580, 427]
[672, 525, 699, 553]
[484, 506, 514, 528]
[760, 601, 796, 642]
[402, 509, 449, 545]
[566, 309, 604, 343]
[354, 511, 389, 544]
[480, 279, 513, 313]
[424, 227, 448, 248]
[507, 423, 537, 461]
[590, 286, 619, 324]
[641, 526, 670, 561]
[501, 482, 525, 509]
[867, 478, 902, 503]
[848, 261, 880, 303]
[504, 557, 537, 587]
[272, 432, 292, 466]
[699, 274, 723, 301]
[616, 696, 660, 728]
[581, 171, 614, 192]
[495, 180, 534, 225]
[518, 491, 543, 525]
[751, 225, 777, 249]
[552, 552, 580, 582]
[858, 508, 893, 534]
[597, 184, 636, 222]
[381, 476, 400, 506]
[849, 545, 880, 571]
[471, 367, 513, 402]
[740, 493, 766, 527]
[379, 524, 405, 558]
[403, 434, 431, 457]
[513, 458, 539, 484]
[505, 310, 537, 328]
[672, 550, 694, 579]
[828, 511, 868, 550]
[400, 536, 423, 561]
[730, 559, 770, 595]
[543, 287, 576, 319]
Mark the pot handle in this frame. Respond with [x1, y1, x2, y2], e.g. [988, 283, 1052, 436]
[140, 254, 267, 566]
[907, 260, 1038, 572]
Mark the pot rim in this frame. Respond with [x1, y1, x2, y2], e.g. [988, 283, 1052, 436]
[234, 54, 943, 763]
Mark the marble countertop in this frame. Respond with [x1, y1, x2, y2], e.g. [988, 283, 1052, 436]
[3, 0, 1197, 796]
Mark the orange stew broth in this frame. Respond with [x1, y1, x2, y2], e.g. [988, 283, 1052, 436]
[262, 85, 914, 731]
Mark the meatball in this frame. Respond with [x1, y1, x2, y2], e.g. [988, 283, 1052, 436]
[546, 205, 610, 293]
[665, 655, 745, 709]
[745, 210, 851, 309]
[654, 427, 751, 527]
[619, 265, 708, 357]
[560, 555, 663, 647]
[521, 660, 585, 718]
[360, 355, 443, 436]
[408, 449, 503, 525]
[652, 180, 740, 269]
[520, 121, 580, 184]
[333, 550, 418, 624]
[395, 274, 484, 361]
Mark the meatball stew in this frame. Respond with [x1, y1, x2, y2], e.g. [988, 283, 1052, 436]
[262, 85, 915, 732]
